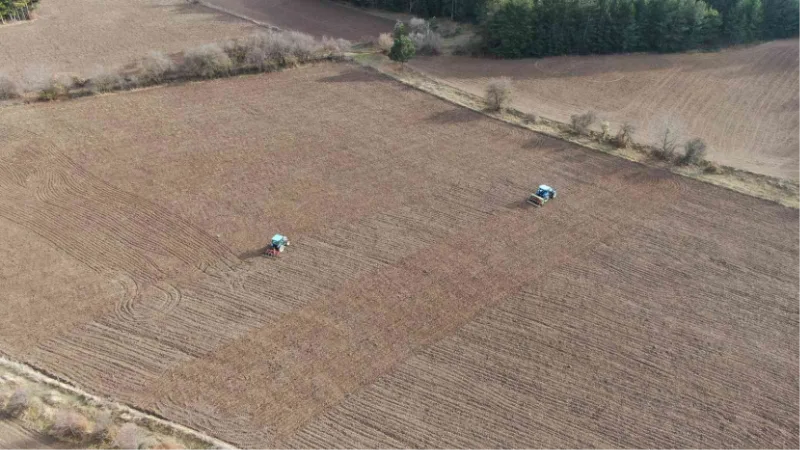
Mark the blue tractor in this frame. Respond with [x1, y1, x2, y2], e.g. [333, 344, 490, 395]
[265, 234, 290, 257]
[527, 184, 557, 206]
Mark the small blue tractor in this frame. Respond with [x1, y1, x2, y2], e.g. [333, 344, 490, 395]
[265, 234, 290, 257]
[527, 184, 557, 206]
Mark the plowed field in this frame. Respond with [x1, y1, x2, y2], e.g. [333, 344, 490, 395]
[203, 0, 393, 40]
[0, 0, 257, 80]
[0, 63, 797, 448]
[412, 39, 800, 180]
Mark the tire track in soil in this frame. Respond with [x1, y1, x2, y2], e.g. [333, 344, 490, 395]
[0, 132, 240, 285]
[142, 154, 680, 447]
[286, 187, 798, 449]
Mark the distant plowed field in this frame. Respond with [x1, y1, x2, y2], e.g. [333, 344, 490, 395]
[0, 0, 256, 79]
[202, 0, 393, 40]
[413, 39, 800, 180]
[0, 63, 797, 448]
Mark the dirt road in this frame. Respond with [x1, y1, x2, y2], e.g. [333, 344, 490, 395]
[0, 63, 796, 447]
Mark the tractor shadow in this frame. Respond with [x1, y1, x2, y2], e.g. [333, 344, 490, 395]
[507, 198, 540, 210]
[238, 246, 269, 260]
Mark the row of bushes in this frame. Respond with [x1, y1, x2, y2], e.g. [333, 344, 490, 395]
[484, 78, 710, 167]
[0, 31, 351, 101]
[347, 0, 797, 57]
[482, 0, 798, 58]
[1, 386, 176, 448]
[378, 18, 444, 56]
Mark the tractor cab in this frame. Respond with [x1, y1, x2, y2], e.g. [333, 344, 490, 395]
[527, 184, 557, 206]
[536, 185, 556, 200]
[266, 234, 290, 257]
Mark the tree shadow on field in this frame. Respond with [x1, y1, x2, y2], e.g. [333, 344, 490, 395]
[145, 1, 256, 26]
[317, 70, 386, 83]
[426, 108, 481, 124]
[623, 166, 674, 184]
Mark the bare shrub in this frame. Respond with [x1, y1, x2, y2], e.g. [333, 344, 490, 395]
[140, 51, 176, 83]
[524, 112, 538, 125]
[34, 74, 72, 101]
[614, 122, 635, 148]
[409, 17, 428, 34]
[570, 111, 596, 134]
[654, 125, 679, 160]
[0, 73, 21, 99]
[71, 75, 90, 88]
[409, 30, 443, 55]
[93, 410, 113, 441]
[182, 43, 232, 78]
[377, 33, 394, 53]
[703, 161, 720, 173]
[282, 30, 321, 61]
[89, 66, 124, 93]
[485, 77, 512, 111]
[680, 138, 707, 165]
[241, 31, 323, 69]
[4, 388, 29, 417]
[601, 121, 610, 138]
[49, 409, 91, 440]
[114, 423, 139, 449]
[221, 39, 248, 65]
[321, 36, 352, 53]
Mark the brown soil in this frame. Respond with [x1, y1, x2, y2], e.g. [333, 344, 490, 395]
[0, 63, 796, 448]
[202, 0, 394, 40]
[0, 0, 258, 80]
[412, 39, 800, 181]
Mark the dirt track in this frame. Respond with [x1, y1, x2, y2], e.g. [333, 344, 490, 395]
[0, 0, 257, 80]
[412, 40, 800, 180]
[0, 63, 797, 447]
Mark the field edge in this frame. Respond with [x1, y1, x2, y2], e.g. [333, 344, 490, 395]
[355, 54, 799, 209]
[0, 356, 235, 450]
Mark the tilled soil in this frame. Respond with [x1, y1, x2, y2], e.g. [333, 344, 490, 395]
[204, 0, 394, 40]
[412, 39, 800, 181]
[0, 63, 796, 448]
[0, 0, 258, 80]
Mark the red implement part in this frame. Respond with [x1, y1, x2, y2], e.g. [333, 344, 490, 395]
[527, 194, 546, 206]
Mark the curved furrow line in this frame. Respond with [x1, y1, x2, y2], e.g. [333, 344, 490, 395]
[20, 202, 169, 282]
[108, 271, 143, 324]
[147, 282, 183, 318]
[75, 173, 239, 267]
[54, 176, 220, 267]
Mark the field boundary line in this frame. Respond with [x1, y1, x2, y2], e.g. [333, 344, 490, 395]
[0, 355, 238, 449]
[356, 57, 799, 209]
[192, 0, 282, 32]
